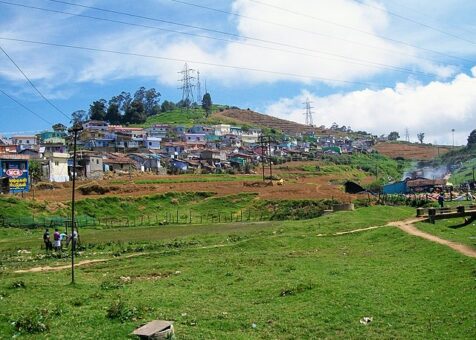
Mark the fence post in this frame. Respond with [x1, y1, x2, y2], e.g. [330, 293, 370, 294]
[189, 210, 192, 224]
[241, 210, 243, 222]
[176, 209, 179, 224]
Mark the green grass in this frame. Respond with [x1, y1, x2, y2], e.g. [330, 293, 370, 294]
[450, 156, 476, 185]
[139, 105, 233, 127]
[415, 219, 476, 248]
[0, 206, 474, 339]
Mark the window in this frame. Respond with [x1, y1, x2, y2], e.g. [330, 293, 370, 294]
[149, 142, 152, 146]
[26, 140, 30, 144]
[96, 159, 99, 164]
[54, 161, 59, 166]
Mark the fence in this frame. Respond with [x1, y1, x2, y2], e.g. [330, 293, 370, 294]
[0, 208, 275, 229]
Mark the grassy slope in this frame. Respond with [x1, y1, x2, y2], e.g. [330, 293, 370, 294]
[415, 219, 476, 248]
[1, 206, 475, 339]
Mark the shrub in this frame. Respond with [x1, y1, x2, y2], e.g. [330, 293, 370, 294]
[106, 300, 142, 322]
[9, 280, 26, 289]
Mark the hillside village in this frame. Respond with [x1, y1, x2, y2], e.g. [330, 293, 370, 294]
[0, 109, 379, 193]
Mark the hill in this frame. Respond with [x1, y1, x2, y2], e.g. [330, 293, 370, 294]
[213, 108, 323, 135]
[374, 142, 452, 160]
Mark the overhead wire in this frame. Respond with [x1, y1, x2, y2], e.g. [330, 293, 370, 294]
[0, 36, 378, 87]
[248, 0, 474, 64]
[0, 44, 69, 119]
[43, 0, 473, 65]
[0, 0, 435, 78]
[0, 89, 53, 125]
[168, 0, 445, 65]
[351, 0, 476, 45]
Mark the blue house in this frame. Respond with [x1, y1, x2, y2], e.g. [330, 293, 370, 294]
[383, 181, 408, 194]
[0, 155, 30, 193]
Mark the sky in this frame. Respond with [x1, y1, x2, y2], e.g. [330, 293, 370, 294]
[0, 0, 475, 145]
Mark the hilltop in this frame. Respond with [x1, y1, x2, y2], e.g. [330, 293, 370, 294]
[374, 141, 452, 160]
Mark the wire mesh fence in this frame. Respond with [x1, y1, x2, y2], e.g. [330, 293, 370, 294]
[0, 209, 274, 229]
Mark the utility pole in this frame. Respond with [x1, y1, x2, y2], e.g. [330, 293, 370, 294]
[178, 63, 195, 113]
[196, 70, 202, 103]
[268, 136, 273, 179]
[69, 124, 83, 285]
[303, 98, 314, 126]
[259, 135, 266, 181]
[451, 128, 455, 148]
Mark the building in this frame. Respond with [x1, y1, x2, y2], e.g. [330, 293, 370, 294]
[43, 153, 70, 182]
[11, 135, 38, 152]
[0, 154, 30, 193]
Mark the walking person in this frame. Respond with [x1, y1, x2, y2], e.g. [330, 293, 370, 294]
[43, 228, 52, 252]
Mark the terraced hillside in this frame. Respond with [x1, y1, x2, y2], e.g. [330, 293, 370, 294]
[213, 108, 324, 135]
[375, 142, 452, 160]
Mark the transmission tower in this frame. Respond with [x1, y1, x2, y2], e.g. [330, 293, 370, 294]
[178, 63, 195, 112]
[303, 98, 314, 126]
[405, 128, 410, 142]
[196, 70, 202, 102]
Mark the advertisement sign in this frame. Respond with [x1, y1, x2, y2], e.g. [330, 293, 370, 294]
[1, 161, 29, 192]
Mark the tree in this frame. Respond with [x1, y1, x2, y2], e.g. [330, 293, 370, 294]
[123, 100, 147, 124]
[417, 132, 425, 144]
[468, 129, 476, 147]
[161, 100, 176, 112]
[52, 123, 67, 132]
[144, 88, 161, 116]
[89, 99, 107, 121]
[29, 160, 42, 182]
[105, 103, 122, 124]
[71, 110, 88, 125]
[388, 131, 400, 141]
[201, 92, 212, 117]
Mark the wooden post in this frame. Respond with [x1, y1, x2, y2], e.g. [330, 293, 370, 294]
[176, 209, 179, 224]
[189, 210, 192, 224]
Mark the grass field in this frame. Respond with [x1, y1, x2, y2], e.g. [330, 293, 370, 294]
[416, 218, 476, 248]
[1, 206, 475, 339]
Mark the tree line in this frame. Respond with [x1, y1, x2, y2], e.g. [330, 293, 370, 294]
[70, 86, 213, 125]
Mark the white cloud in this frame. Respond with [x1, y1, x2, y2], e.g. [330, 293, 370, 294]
[71, 0, 462, 85]
[265, 67, 476, 145]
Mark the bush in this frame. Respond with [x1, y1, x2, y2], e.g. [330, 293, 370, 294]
[13, 307, 61, 334]
[9, 280, 26, 289]
[106, 300, 142, 322]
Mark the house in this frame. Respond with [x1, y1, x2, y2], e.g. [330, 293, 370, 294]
[184, 133, 206, 143]
[200, 150, 227, 165]
[0, 136, 16, 155]
[0, 154, 30, 193]
[188, 125, 213, 134]
[383, 181, 408, 195]
[44, 152, 70, 182]
[11, 135, 37, 152]
[146, 124, 170, 138]
[213, 124, 231, 136]
[128, 153, 162, 172]
[103, 153, 134, 172]
[72, 153, 104, 179]
[241, 128, 261, 144]
[163, 142, 187, 158]
[143, 136, 161, 150]
[83, 120, 109, 131]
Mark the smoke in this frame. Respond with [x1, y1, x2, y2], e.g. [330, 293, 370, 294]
[403, 165, 449, 180]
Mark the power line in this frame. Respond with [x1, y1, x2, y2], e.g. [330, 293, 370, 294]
[352, 0, 476, 45]
[178, 63, 195, 110]
[303, 98, 314, 126]
[0, 44, 69, 119]
[0, 1, 438, 77]
[0, 89, 53, 125]
[168, 0, 448, 65]
[0, 36, 379, 87]
[248, 0, 474, 64]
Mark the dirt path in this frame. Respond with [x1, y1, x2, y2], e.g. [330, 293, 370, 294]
[13, 242, 236, 274]
[389, 218, 476, 258]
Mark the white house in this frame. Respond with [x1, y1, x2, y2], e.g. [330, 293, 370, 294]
[213, 124, 231, 136]
[144, 136, 161, 150]
[44, 152, 70, 182]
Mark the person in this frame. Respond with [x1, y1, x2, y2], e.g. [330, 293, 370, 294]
[43, 228, 52, 251]
[53, 228, 61, 252]
[438, 192, 445, 208]
[71, 228, 79, 249]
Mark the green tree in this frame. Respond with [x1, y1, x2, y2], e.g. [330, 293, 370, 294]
[123, 100, 147, 124]
[468, 129, 476, 147]
[105, 103, 122, 124]
[161, 100, 176, 112]
[70, 110, 88, 125]
[89, 99, 107, 121]
[388, 131, 400, 141]
[201, 92, 212, 117]
[29, 160, 42, 182]
[52, 123, 67, 132]
[417, 132, 425, 144]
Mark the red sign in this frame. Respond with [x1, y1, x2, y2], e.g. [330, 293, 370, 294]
[6, 169, 23, 178]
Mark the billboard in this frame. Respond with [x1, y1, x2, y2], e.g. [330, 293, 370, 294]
[0, 160, 29, 193]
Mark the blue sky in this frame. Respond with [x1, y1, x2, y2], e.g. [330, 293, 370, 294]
[0, 0, 475, 145]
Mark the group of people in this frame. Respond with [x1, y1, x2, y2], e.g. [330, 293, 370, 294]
[43, 228, 79, 252]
